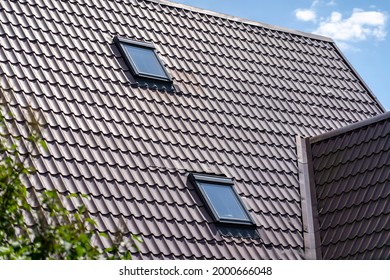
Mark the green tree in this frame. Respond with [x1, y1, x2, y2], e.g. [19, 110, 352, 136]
[0, 91, 140, 259]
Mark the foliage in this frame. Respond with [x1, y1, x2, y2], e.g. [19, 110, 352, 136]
[0, 97, 140, 259]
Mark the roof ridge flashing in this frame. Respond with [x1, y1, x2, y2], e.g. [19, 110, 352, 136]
[150, 0, 334, 42]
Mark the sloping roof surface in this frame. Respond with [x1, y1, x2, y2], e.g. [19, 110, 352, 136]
[310, 112, 390, 259]
[0, 0, 385, 259]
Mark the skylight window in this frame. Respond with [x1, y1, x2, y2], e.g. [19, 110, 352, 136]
[115, 36, 171, 82]
[190, 173, 254, 226]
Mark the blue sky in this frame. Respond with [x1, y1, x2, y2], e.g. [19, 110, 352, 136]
[172, 0, 390, 111]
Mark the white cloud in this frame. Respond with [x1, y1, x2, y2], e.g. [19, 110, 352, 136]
[311, 0, 320, 8]
[295, 9, 317, 22]
[310, 0, 336, 8]
[330, 11, 342, 22]
[335, 41, 360, 52]
[314, 9, 388, 41]
[326, 0, 336, 6]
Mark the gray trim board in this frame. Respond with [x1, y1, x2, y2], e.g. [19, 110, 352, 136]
[296, 136, 322, 260]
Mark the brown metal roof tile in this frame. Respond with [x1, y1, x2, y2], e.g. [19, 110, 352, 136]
[321, 214, 390, 246]
[311, 112, 390, 259]
[322, 230, 389, 259]
[2, 0, 387, 260]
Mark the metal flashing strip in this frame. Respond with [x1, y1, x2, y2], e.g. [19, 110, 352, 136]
[296, 136, 322, 260]
[310, 111, 390, 144]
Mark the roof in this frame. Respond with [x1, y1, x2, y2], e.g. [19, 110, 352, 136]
[160, 0, 334, 42]
[0, 0, 387, 259]
[309, 112, 390, 259]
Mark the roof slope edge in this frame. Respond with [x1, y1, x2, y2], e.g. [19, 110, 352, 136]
[330, 43, 387, 113]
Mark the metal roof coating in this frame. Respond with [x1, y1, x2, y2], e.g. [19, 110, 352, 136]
[0, 0, 387, 259]
[310, 112, 390, 259]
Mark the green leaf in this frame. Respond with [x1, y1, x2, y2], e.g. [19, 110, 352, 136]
[0, 247, 10, 253]
[0, 104, 140, 260]
[66, 193, 79, 199]
[132, 234, 143, 243]
[39, 139, 48, 151]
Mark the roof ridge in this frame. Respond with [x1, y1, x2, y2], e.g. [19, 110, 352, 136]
[151, 0, 334, 42]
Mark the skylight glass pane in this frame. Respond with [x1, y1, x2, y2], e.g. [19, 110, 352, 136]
[124, 44, 168, 79]
[199, 183, 250, 221]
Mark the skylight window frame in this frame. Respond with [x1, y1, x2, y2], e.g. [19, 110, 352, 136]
[190, 173, 255, 226]
[114, 36, 172, 82]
